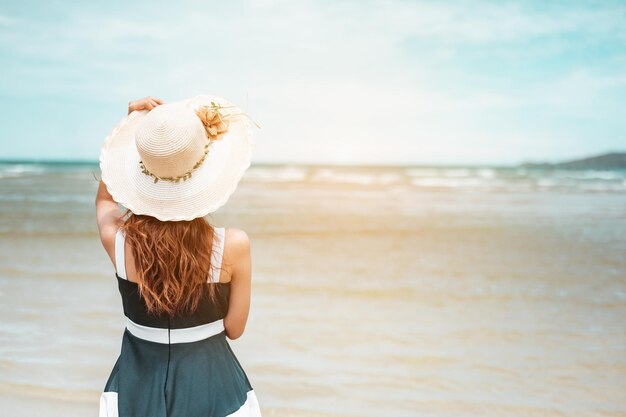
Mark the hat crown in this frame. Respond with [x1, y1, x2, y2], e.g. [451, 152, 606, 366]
[134, 103, 206, 178]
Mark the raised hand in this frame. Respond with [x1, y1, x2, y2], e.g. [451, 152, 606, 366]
[128, 96, 165, 114]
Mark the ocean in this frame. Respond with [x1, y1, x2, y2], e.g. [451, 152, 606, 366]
[0, 162, 625, 416]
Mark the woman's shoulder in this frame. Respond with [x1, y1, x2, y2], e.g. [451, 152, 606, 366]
[223, 227, 250, 252]
[221, 227, 251, 280]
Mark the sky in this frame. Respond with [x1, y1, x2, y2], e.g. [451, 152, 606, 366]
[0, 0, 625, 166]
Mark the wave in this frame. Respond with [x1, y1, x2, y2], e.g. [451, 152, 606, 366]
[1, 162, 625, 193]
[0, 164, 47, 178]
[244, 166, 308, 182]
[0, 194, 94, 203]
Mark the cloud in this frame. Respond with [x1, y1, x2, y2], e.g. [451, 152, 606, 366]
[0, 0, 625, 164]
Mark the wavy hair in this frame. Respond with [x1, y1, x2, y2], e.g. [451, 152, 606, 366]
[117, 209, 220, 316]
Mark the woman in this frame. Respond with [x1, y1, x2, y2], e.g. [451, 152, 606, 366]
[95, 95, 262, 416]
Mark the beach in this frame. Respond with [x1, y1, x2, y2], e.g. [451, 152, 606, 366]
[0, 162, 625, 417]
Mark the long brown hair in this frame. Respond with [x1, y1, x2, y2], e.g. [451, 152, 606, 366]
[117, 209, 220, 316]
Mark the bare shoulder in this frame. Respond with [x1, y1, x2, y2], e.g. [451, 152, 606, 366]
[224, 227, 250, 255]
[222, 228, 251, 281]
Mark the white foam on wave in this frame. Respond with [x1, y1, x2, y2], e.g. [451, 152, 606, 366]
[405, 166, 626, 193]
[244, 166, 308, 182]
[557, 170, 625, 181]
[404, 168, 441, 178]
[0, 164, 46, 178]
[311, 168, 402, 185]
[0, 194, 94, 203]
[443, 169, 472, 177]
[477, 168, 496, 179]
[411, 177, 488, 188]
[536, 179, 558, 187]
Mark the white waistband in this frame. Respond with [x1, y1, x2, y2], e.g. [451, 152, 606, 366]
[125, 317, 225, 344]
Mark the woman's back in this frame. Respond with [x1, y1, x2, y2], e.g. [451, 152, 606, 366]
[99, 225, 261, 417]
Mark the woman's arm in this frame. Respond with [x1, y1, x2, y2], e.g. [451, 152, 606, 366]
[96, 96, 165, 263]
[223, 229, 252, 340]
[95, 180, 121, 266]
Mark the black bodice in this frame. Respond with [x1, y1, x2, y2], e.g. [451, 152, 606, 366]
[116, 274, 231, 329]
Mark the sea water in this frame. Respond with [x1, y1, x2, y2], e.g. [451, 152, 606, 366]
[0, 162, 625, 416]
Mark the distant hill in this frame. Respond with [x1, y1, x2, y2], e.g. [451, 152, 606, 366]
[520, 152, 626, 170]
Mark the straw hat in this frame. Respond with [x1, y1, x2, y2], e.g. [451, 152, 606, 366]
[99, 94, 255, 221]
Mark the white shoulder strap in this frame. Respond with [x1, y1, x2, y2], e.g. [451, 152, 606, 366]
[208, 227, 225, 283]
[115, 228, 128, 280]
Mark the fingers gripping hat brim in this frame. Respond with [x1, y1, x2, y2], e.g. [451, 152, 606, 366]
[98, 95, 254, 221]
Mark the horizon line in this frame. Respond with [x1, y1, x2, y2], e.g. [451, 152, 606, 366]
[1, 150, 625, 169]
[0, 157, 532, 169]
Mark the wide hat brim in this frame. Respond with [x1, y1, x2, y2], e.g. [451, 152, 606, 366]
[99, 94, 254, 221]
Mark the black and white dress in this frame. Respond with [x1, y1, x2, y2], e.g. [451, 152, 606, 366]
[99, 227, 262, 417]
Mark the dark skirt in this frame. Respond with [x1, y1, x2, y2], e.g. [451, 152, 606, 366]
[99, 328, 261, 417]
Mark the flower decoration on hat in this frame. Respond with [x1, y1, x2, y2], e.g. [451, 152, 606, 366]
[196, 102, 230, 141]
